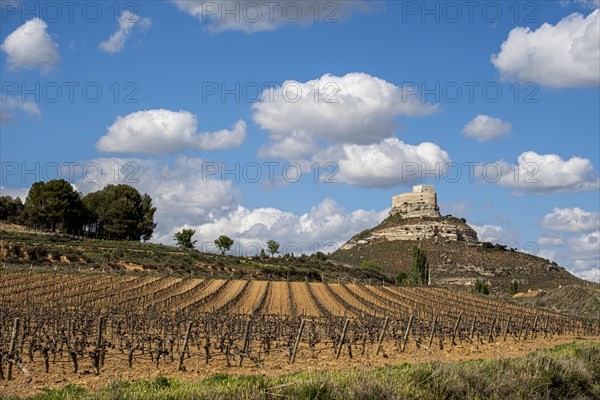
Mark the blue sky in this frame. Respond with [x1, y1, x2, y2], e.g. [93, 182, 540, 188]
[1, 0, 599, 281]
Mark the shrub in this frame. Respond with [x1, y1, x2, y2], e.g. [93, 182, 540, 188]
[473, 279, 490, 295]
[396, 271, 408, 284]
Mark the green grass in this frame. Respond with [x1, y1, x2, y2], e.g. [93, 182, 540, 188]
[4, 341, 599, 400]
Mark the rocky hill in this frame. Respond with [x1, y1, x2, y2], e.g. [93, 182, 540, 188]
[331, 185, 583, 294]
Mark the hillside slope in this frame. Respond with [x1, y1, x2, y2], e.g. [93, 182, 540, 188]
[0, 229, 387, 282]
[512, 284, 600, 319]
[331, 215, 583, 293]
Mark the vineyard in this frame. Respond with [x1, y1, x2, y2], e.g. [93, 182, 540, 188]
[1, 270, 598, 395]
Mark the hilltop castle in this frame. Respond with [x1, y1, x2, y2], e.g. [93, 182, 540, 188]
[340, 185, 479, 250]
[390, 185, 441, 218]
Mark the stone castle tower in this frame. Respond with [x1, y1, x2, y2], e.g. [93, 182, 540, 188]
[340, 184, 479, 250]
[390, 185, 441, 218]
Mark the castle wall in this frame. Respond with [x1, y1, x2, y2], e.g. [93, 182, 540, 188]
[391, 192, 440, 218]
[392, 192, 437, 209]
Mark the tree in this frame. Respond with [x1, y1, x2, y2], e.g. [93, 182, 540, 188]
[259, 248, 267, 258]
[0, 196, 24, 223]
[174, 229, 197, 249]
[214, 235, 234, 255]
[82, 184, 156, 240]
[139, 194, 157, 241]
[267, 240, 280, 257]
[412, 244, 429, 285]
[24, 179, 84, 232]
[509, 280, 519, 296]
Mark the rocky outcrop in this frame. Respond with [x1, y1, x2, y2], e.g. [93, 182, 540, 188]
[389, 201, 441, 219]
[341, 216, 479, 250]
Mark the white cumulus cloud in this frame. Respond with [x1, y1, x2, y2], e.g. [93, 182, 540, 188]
[68, 157, 387, 253]
[538, 234, 566, 246]
[193, 198, 388, 255]
[0, 186, 29, 200]
[70, 157, 238, 242]
[491, 10, 600, 88]
[470, 224, 505, 243]
[565, 231, 600, 279]
[172, 0, 379, 33]
[0, 95, 41, 124]
[462, 115, 512, 142]
[1, 18, 60, 72]
[491, 151, 599, 194]
[569, 230, 600, 256]
[542, 207, 600, 232]
[254, 72, 439, 159]
[96, 109, 247, 154]
[99, 11, 151, 53]
[317, 138, 450, 188]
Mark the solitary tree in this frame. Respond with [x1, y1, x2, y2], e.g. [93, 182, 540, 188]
[509, 280, 519, 296]
[267, 240, 280, 257]
[214, 235, 234, 255]
[412, 244, 429, 285]
[174, 229, 197, 249]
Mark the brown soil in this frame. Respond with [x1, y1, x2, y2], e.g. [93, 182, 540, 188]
[238, 281, 267, 314]
[177, 279, 224, 310]
[264, 281, 291, 315]
[207, 280, 245, 312]
[290, 282, 320, 317]
[310, 283, 356, 318]
[117, 262, 145, 272]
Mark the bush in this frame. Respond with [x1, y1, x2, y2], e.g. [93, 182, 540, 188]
[482, 242, 494, 249]
[473, 279, 490, 295]
[396, 271, 408, 284]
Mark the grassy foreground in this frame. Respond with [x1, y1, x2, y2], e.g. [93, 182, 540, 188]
[4, 341, 600, 400]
